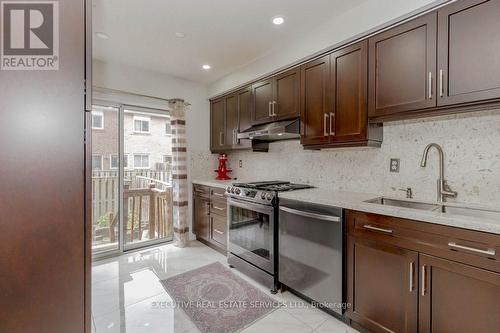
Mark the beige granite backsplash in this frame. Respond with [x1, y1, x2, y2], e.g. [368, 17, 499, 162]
[191, 109, 500, 206]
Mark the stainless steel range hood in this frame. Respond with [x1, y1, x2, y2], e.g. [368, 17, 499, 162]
[237, 118, 300, 141]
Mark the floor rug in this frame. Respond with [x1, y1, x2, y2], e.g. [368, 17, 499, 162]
[161, 261, 279, 333]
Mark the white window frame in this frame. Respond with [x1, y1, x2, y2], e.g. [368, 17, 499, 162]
[133, 154, 150, 169]
[92, 155, 103, 170]
[133, 116, 151, 134]
[92, 111, 104, 130]
[110, 154, 129, 170]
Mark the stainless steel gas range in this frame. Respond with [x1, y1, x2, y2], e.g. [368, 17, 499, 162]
[224, 181, 313, 293]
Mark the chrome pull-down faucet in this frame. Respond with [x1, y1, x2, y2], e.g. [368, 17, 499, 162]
[420, 143, 457, 203]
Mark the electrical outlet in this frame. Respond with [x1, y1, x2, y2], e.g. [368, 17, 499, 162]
[390, 158, 400, 173]
[239, 160, 243, 168]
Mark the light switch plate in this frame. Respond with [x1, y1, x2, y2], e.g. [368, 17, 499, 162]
[239, 160, 243, 168]
[390, 158, 400, 173]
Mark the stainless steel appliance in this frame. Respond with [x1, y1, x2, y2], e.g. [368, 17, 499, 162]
[225, 181, 313, 293]
[279, 198, 344, 315]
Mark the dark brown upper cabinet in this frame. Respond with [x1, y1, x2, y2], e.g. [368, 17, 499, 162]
[210, 88, 252, 153]
[237, 86, 252, 132]
[225, 94, 239, 148]
[369, 13, 437, 118]
[331, 40, 381, 145]
[273, 67, 300, 121]
[251, 68, 300, 125]
[437, 0, 500, 106]
[300, 55, 331, 146]
[210, 98, 226, 152]
[301, 42, 382, 148]
[251, 78, 274, 124]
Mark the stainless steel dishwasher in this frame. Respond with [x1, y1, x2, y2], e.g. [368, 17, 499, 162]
[279, 198, 344, 315]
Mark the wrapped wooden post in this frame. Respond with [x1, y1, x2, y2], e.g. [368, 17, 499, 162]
[169, 99, 189, 247]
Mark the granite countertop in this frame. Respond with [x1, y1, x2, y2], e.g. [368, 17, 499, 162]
[191, 179, 500, 235]
[279, 188, 500, 235]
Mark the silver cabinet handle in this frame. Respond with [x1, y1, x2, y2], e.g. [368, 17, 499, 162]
[428, 72, 433, 99]
[212, 192, 225, 198]
[211, 204, 225, 211]
[439, 69, 444, 97]
[409, 261, 415, 292]
[329, 112, 335, 136]
[421, 264, 427, 296]
[362, 224, 393, 234]
[268, 101, 272, 117]
[323, 113, 329, 136]
[448, 242, 496, 256]
[213, 228, 224, 235]
[272, 101, 277, 117]
[219, 131, 224, 146]
[280, 206, 340, 222]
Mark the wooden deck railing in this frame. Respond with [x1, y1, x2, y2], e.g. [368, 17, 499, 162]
[91, 170, 172, 245]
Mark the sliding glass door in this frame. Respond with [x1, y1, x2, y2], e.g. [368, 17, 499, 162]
[122, 107, 173, 250]
[91, 104, 173, 256]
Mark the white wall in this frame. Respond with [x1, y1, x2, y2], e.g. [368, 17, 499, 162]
[208, 0, 440, 97]
[93, 59, 210, 238]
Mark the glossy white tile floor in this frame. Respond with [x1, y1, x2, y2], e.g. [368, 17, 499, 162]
[92, 241, 359, 333]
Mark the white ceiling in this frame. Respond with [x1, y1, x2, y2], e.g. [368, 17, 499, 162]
[93, 0, 367, 84]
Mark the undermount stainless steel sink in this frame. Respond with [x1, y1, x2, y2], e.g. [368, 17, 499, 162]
[439, 205, 500, 220]
[364, 197, 440, 211]
[365, 197, 500, 220]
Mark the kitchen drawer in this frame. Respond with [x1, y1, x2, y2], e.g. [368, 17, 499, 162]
[347, 210, 500, 273]
[211, 213, 227, 247]
[210, 199, 227, 216]
[193, 184, 210, 198]
[210, 187, 226, 200]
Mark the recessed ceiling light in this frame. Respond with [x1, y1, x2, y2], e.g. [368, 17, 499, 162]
[202, 64, 211, 70]
[175, 32, 185, 38]
[272, 17, 284, 25]
[95, 32, 109, 40]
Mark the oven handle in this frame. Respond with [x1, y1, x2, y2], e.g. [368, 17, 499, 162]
[280, 206, 341, 223]
[227, 198, 275, 214]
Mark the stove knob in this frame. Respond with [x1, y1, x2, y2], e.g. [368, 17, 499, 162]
[231, 187, 236, 194]
[226, 186, 231, 193]
[235, 188, 241, 195]
[266, 193, 273, 201]
[261, 193, 266, 200]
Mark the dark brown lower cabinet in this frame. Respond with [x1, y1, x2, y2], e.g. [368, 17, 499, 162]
[193, 194, 210, 241]
[419, 254, 500, 333]
[192, 185, 227, 253]
[346, 210, 500, 333]
[347, 237, 418, 333]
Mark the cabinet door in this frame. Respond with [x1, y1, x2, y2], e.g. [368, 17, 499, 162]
[347, 237, 418, 333]
[210, 213, 227, 249]
[300, 55, 331, 146]
[210, 98, 225, 151]
[273, 67, 300, 121]
[225, 94, 238, 148]
[237, 87, 252, 132]
[193, 195, 210, 241]
[330, 41, 368, 143]
[251, 79, 274, 124]
[369, 13, 437, 118]
[437, 0, 500, 106]
[419, 254, 500, 333]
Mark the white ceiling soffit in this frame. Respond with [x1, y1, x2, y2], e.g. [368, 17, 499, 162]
[92, 0, 367, 84]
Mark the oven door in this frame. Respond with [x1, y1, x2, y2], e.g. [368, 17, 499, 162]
[227, 198, 275, 274]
